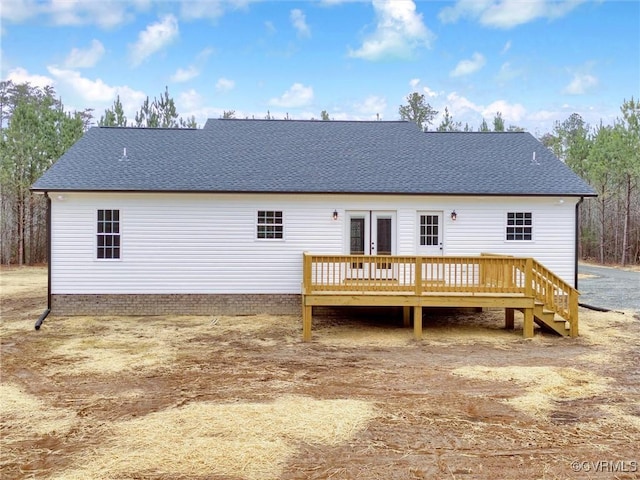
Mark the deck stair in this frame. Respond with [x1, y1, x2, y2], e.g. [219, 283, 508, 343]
[519, 301, 571, 336]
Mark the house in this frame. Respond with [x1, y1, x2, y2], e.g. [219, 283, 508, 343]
[32, 119, 596, 337]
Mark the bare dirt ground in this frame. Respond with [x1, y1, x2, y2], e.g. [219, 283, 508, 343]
[1, 266, 639, 480]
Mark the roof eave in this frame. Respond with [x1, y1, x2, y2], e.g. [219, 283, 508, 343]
[30, 187, 598, 197]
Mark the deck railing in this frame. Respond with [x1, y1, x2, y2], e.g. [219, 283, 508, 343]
[530, 260, 579, 336]
[302, 253, 579, 332]
[303, 254, 529, 294]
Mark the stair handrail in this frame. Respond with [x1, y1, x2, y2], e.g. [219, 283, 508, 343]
[530, 259, 579, 336]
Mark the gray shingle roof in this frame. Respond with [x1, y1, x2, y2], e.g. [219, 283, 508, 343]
[32, 119, 596, 196]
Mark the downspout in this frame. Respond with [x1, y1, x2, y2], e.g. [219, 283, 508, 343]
[35, 192, 51, 330]
[574, 197, 584, 290]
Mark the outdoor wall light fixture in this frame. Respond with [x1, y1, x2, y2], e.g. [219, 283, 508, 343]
[333, 210, 339, 221]
[450, 210, 457, 221]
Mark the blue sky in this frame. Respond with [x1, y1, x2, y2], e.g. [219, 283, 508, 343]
[1, 0, 638, 135]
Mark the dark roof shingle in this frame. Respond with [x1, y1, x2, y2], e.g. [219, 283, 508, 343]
[31, 119, 596, 196]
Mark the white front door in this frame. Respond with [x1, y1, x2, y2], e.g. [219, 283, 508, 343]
[418, 212, 443, 256]
[417, 211, 444, 282]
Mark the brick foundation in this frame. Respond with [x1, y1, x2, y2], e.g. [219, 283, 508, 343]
[51, 293, 301, 316]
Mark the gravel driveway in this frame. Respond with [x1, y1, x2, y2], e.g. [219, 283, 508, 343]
[578, 263, 640, 313]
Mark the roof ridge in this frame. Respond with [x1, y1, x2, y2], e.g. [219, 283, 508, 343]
[424, 131, 526, 134]
[97, 126, 198, 130]
[212, 118, 408, 123]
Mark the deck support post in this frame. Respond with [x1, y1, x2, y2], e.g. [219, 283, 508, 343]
[505, 308, 515, 330]
[403, 306, 411, 328]
[413, 305, 423, 340]
[569, 290, 579, 337]
[302, 305, 312, 342]
[523, 308, 534, 338]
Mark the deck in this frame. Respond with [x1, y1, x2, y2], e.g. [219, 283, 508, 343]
[301, 253, 579, 341]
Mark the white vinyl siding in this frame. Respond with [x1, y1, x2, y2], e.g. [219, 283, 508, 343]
[442, 198, 576, 282]
[50, 193, 578, 294]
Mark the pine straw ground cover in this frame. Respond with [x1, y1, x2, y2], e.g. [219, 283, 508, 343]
[1, 266, 639, 479]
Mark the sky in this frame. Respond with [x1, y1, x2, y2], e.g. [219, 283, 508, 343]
[1, 0, 639, 135]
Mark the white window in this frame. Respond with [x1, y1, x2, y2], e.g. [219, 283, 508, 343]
[257, 210, 283, 239]
[506, 212, 532, 241]
[97, 209, 120, 259]
[420, 214, 440, 246]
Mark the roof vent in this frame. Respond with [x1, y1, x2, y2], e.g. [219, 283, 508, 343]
[531, 151, 539, 165]
[119, 147, 129, 162]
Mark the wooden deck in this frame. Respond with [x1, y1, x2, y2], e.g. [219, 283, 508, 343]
[301, 253, 579, 341]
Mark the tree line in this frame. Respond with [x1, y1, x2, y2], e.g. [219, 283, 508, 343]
[540, 100, 640, 266]
[1, 82, 638, 265]
[398, 92, 640, 266]
[0, 81, 91, 265]
[398, 91, 523, 132]
[0, 83, 195, 264]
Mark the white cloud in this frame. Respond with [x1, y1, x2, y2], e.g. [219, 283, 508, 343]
[180, 1, 225, 21]
[501, 40, 511, 54]
[445, 92, 481, 114]
[349, 0, 435, 61]
[482, 99, 526, 122]
[180, 0, 258, 21]
[216, 77, 235, 92]
[178, 88, 203, 111]
[4, 67, 54, 89]
[439, 0, 585, 29]
[438, 92, 525, 126]
[355, 95, 387, 117]
[64, 39, 105, 68]
[170, 48, 213, 83]
[290, 9, 311, 38]
[495, 61, 522, 83]
[171, 66, 200, 83]
[563, 73, 598, 95]
[423, 85, 439, 98]
[130, 14, 179, 67]
[450, 52, 486, 77]
[528, 109, 559, 122]
[175, 88, 223, 126]
[46, 66, 146, 118]
[406, 79, 440, 98]
[269, 83, 314, 108]
[1, 0, 36, 22]
[196, 47, 215, 61]
[47, 66, 118, 102]
[2, 0, 139, 28]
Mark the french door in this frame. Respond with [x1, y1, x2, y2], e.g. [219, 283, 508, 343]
[348, 211, 395, 278]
